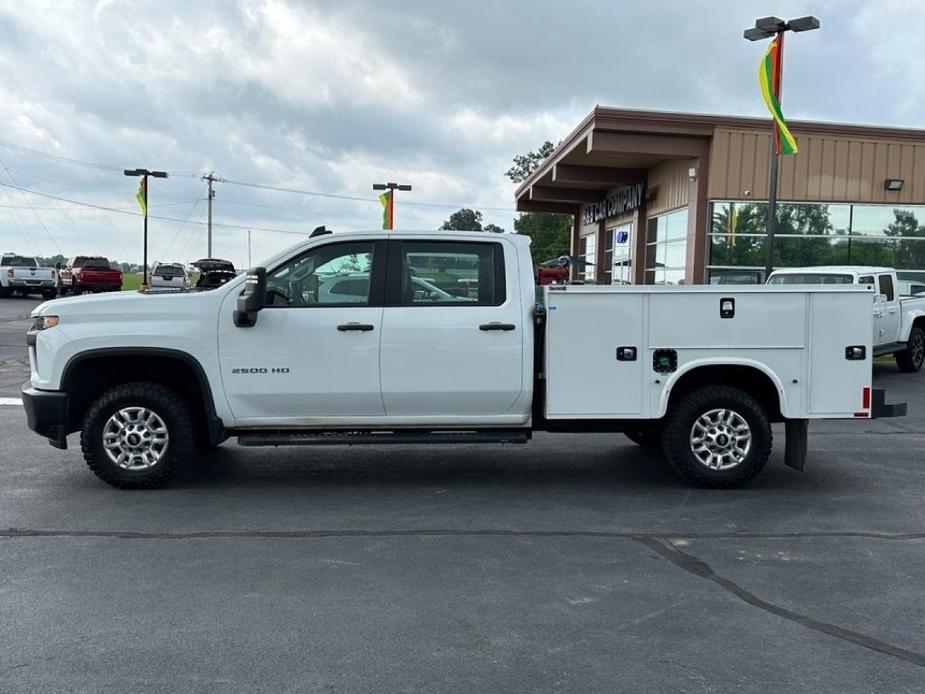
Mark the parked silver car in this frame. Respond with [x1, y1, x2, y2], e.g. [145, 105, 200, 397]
[149, 263, 189, 290]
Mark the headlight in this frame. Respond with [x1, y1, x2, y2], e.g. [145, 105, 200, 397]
[30, 315, 60, 331]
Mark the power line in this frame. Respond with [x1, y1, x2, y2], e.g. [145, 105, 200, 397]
[0, 155, 62, 254]
[221, 178, 517, 213]
[0, 139, 199, 178]
[0, 180, 311, 236]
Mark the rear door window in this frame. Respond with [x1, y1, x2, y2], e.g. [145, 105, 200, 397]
[390, 241, 505, 306]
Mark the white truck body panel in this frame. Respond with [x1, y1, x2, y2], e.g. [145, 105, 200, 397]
[767, 265, 925, 350]
[543, 285, 874, 420]
[28, 231, 878, 433]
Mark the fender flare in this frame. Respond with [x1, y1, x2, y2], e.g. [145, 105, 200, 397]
[61, 347, 224, 444]
[656, 357, 791, 419]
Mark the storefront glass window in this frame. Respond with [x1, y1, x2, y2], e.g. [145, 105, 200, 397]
[645, 209, 688, 284]
[609, 224, 632, 284]
[579, 233, 597, 282]
[706, 202, 925, 284]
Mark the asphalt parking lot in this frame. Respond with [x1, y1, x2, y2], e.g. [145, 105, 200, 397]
[1, 296, 924, 692]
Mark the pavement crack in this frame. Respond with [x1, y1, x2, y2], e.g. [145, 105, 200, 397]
[634, 536, 925, 668]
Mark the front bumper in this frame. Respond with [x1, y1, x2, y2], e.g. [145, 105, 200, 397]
[21, 383, 69, 449]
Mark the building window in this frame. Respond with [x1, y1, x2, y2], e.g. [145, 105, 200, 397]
[707, 202, 925, 291]
[645, 209, 688, 285]
[579, 233, 597, 282]
[609, 224, 633, 284]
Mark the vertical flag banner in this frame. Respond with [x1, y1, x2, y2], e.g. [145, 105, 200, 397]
[135, 177, 148, 216]
[758, 37, 798, 155]
[379, 189, 393, 230]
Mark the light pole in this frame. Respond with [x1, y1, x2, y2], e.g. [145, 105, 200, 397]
[744, 15, 820, 280]
[373, 182, 412, 230]
[124, 168, 168, 289]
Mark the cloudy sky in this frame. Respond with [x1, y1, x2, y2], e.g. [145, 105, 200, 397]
[0, 0, 922, 267]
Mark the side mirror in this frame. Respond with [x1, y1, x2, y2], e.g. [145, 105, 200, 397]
[234, 267, 267, 327]
[55, 262, 62, 270]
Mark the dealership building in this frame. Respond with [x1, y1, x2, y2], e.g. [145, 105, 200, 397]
[514, 107, 925, 287]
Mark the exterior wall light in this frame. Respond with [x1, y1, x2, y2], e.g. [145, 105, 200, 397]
[885, 178, 904, 191]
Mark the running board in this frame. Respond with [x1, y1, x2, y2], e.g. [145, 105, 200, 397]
[236, 428, 531, 447]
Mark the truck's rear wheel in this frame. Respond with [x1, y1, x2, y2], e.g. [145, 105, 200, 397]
[81, 382, 193, 489]
[896, 326, 925, 373]
[661, 386, 772, 488]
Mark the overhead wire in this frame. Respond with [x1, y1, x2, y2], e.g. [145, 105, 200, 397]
[0, 155, 63, 254]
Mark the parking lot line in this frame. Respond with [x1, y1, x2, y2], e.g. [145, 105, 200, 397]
[0, 397, 23, 406]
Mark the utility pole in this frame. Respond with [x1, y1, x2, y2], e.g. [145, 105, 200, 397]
[202, 172, 220, 257]
[247, 229, 252, 268]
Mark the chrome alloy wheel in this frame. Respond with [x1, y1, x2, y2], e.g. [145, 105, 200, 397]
[689, 408, 752, 471]
[102, 407, 170, 470]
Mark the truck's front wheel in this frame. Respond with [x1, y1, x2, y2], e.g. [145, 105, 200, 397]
[896, 326, 925, 373]
[661, 386, 772, 488]
[81, 382, 193, 489]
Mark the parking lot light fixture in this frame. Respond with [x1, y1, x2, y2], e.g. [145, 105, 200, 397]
[743, 15, 820, 281]
[123, 168, 169, 289]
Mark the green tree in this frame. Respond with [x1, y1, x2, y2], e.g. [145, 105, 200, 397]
[441, 208, 483, 231]
[505, 142, 571, 264]
[885, 209, 925, 268]
[483, 223, 505, 234]
[505, 141, 557, 184]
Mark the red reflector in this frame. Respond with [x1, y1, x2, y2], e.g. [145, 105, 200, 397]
[853, 412, 870, 418]
[862, 387, 871, 409]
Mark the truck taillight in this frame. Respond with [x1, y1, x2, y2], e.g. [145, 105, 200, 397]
[6, 268, 12, 278]
[863, 387, 871, 409]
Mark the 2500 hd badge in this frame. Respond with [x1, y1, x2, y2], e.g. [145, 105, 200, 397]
[231, 367, 290, 374]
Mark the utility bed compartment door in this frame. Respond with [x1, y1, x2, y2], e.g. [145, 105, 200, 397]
[544, 292, 644, 417]
[808, 291, 872, 416]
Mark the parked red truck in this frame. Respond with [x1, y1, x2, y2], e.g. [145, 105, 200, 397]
[57, 256, 122, 295]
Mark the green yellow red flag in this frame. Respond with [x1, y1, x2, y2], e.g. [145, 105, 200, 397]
[379, 189, 393, 230]
[758, 37, 798, 155]
[135, 177, 147, 216]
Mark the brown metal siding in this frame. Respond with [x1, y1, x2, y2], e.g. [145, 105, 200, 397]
[646, 159, 690, 216]
[708, 127, 925, 203]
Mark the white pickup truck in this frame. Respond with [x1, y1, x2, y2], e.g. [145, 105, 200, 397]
[23, 231, 905, 489]
[768, 266, 925, 373]
[0, 254, 57, 299]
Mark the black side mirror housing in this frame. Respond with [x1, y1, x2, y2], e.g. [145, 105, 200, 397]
[55, 262, 62, 270]
[234, 267, 267, 327]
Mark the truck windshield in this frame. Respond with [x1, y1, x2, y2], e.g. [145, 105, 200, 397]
[74, 257, 111, 269]
[767, 273, 854, 285]
[1, 256, 38, 267]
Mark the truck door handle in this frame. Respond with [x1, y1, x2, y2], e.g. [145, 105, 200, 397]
[337, 323, 375, 332]
[479, 322, 516, 331]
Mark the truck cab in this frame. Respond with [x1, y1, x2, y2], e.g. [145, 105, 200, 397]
[768, 266, 925, 372]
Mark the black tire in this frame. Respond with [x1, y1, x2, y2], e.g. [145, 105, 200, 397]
[625, 430, 661, 448]
[896, 326, 925, 373]
[81, 381, 194, 489]
[0, 287, 9, 298]
[42, 288, 57, 300]
[661, 386, 772, 488]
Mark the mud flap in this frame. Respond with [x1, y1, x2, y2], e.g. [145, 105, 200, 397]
[784, 419, 808, 472]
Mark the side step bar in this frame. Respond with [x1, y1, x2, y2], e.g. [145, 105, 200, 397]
[237, 428, 531, 447]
